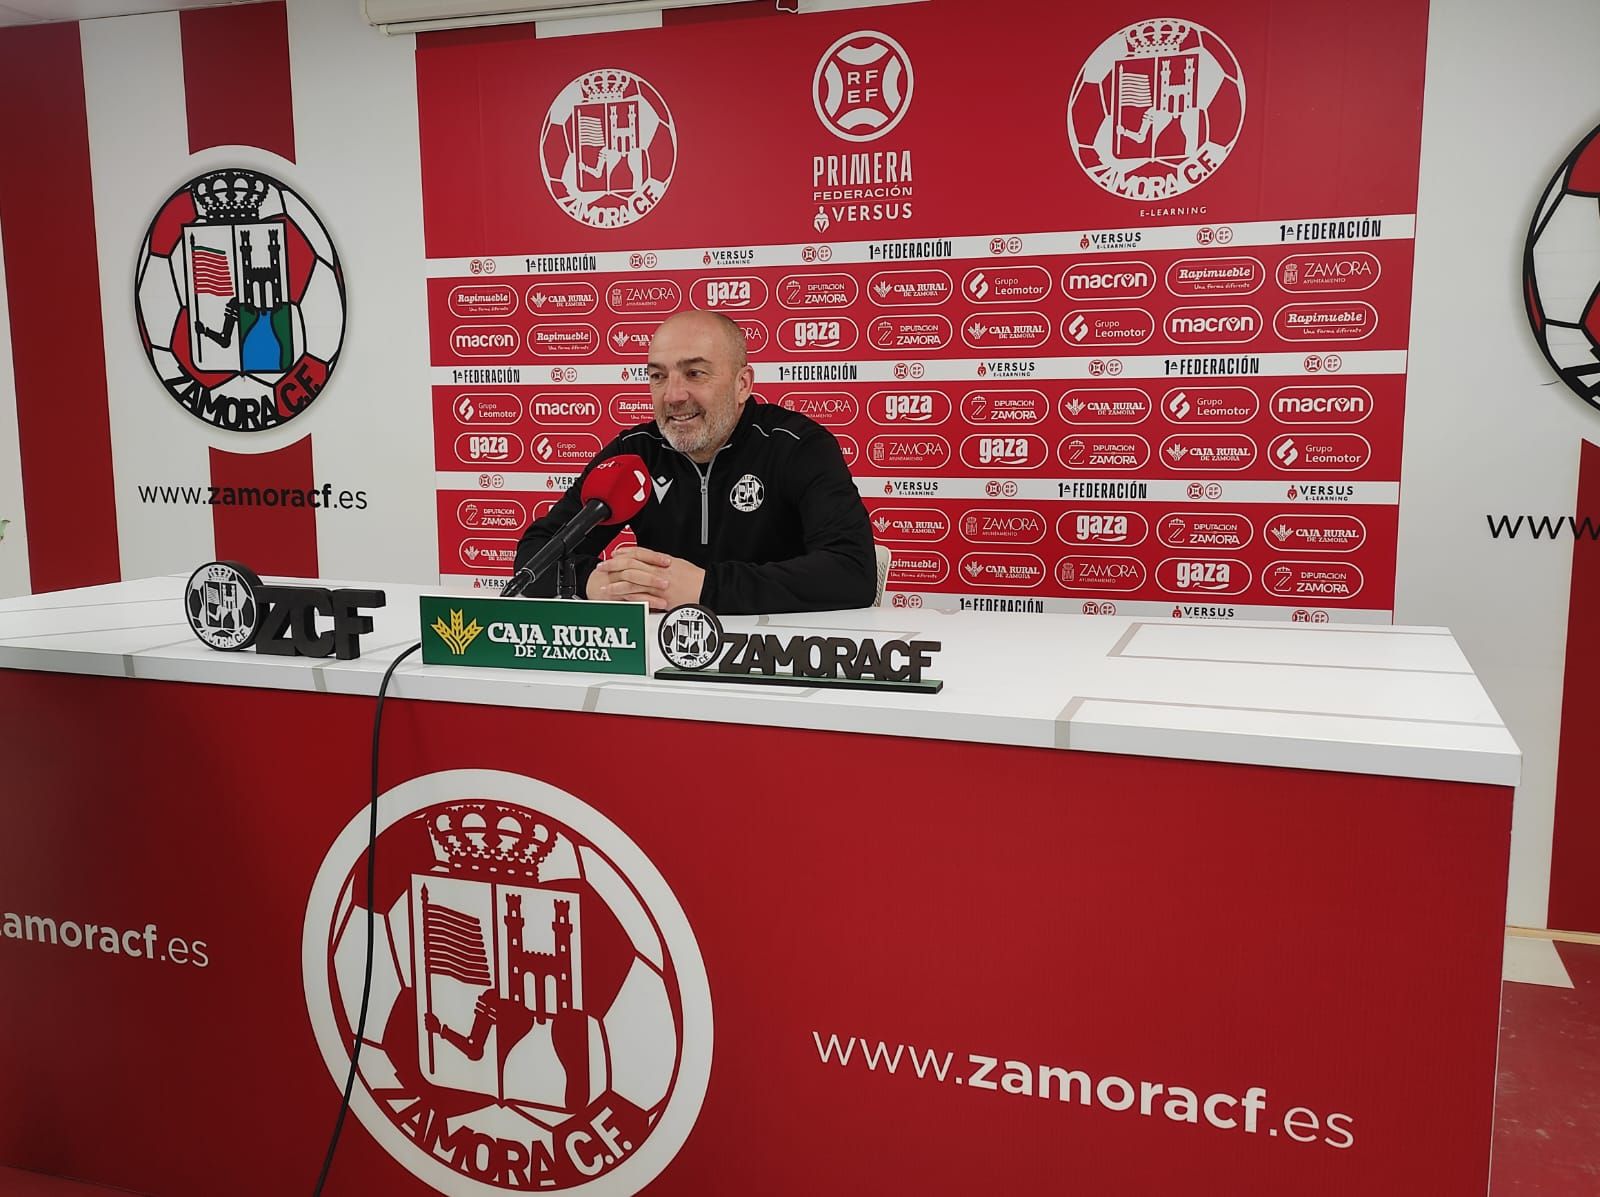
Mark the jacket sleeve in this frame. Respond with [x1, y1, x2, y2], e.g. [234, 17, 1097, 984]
[699, 428, 877, 614]
[511, 438, 628, 597]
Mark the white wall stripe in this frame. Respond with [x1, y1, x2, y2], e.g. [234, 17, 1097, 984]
[286, 0, 436, 584]
[81, 11, 217, 582]
[0, 211, 32, 598]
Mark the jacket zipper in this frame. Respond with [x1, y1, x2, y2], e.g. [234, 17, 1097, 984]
[691, 444, 732, 546]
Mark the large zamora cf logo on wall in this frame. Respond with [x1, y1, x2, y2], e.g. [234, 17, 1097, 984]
[541, 68, 677, 229]
[1067, 18, 1244, 202]
[135, 169, 344, 433]
[1524, 122, 1600, 410]
[303, 770, 712, 1194]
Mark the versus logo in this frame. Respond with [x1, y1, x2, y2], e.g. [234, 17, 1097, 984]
[303, 770, 712, 1194]
[539, 68, 676, 228]
[1067, 18, 1246, 201]
[135, 168, 345, 432]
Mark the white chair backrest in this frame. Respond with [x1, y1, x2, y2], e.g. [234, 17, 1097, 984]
[873, 543, 892, 607]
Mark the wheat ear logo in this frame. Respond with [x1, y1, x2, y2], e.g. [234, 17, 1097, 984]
[433, 608, 486, 656]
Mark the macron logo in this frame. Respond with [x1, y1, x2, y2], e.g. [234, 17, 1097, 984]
[652, 476, 673, 503]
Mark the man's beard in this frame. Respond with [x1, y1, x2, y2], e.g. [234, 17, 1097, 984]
[657, 401, 737, 460]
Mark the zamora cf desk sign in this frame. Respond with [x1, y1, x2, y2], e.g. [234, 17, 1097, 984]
[656, 604, 942, 693]
[184, 561, 382, 659]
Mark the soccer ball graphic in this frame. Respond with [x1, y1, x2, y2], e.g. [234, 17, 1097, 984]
[306, 771, 709, 1194]
[134, 168, 344, 433]
[1524, 122, 1600, 411]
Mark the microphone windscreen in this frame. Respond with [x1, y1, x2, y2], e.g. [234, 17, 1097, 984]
[580, 453, 651, 524]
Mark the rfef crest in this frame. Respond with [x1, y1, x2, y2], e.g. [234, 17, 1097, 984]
[1067, 18, 1245, 202]
[540, 68, 677, 229]
[303, 770, 712, 1195]
[134, 169, 345, 432]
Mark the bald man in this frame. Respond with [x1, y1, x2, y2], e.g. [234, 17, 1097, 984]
[511, 310, 876, 614]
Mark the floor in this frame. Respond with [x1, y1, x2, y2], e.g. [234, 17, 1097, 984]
[2, 939, 1597, 1195]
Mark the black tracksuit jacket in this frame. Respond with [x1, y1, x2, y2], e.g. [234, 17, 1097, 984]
[512, 402, 876, 614]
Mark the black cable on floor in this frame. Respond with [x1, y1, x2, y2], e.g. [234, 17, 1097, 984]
[311, 639, 422, 1197]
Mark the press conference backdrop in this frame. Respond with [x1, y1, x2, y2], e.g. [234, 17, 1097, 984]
[0, 0, 1595, 926]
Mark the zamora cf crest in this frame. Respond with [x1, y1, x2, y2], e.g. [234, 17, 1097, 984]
[304, 772, 711, 1195]
[135, 168, 345, 432]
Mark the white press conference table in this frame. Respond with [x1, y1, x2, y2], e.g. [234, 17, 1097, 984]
[0, 575, 1517, 1197]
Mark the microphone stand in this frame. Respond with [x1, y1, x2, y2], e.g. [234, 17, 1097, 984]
[556, 554, 577, 600]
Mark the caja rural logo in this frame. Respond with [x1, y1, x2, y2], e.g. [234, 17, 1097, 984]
[135, 169, 345, 432]
[303, 770, 712, 1195]
[541, 68, 677, 228]
[1067, 18, 1245, 201]
[1524, 121, 1600, 410]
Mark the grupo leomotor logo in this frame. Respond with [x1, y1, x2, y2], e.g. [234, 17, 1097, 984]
[541, 68, 677, 229]
[135, 169, 345, 433]
[303, 770, 712, 1194]
[1524, 121, 1600, 412]
[813, 30, 914, 142]
[1067, 18, 1245, 201]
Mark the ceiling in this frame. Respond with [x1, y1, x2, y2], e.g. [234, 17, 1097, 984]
[0, 0, 257, 26]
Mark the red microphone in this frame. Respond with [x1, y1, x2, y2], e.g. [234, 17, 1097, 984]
[502, 454, 651, 597]
[580, 453, 650, 523]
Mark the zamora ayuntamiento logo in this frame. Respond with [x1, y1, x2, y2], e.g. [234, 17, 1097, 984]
[1486, 514, 1600, 540]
